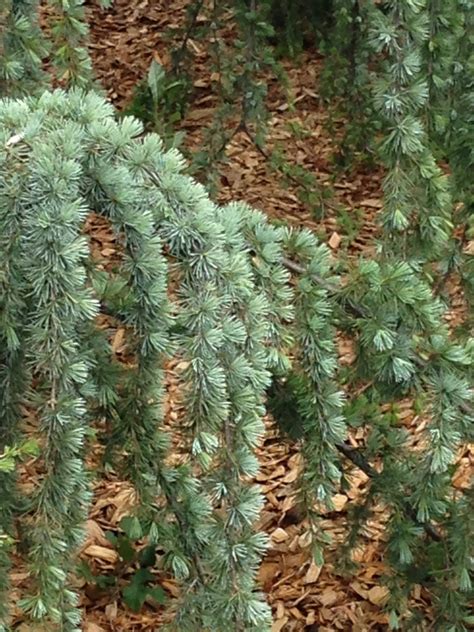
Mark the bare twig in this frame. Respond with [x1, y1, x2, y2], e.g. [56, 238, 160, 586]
[172, 0, 206, 74]
[280, 256, 367, 318]
[335, 442, 442, 541]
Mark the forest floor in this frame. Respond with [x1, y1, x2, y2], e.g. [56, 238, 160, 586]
[13, 1, 471, 631]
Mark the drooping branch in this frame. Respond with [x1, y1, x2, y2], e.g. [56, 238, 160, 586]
[95, 244, 467, 549]
[172, 0, 206, 74]
[277, 256, 466, 544]
[280, 256, 473, 416]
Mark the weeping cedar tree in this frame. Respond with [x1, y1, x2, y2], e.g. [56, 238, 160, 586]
[0, 4, 473, 632]
[322, 0, 473, 295]
[0, 87, 472, 631]
[0, 89, 335, 631]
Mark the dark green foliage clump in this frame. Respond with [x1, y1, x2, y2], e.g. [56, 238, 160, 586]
[267, 0, 334, 56]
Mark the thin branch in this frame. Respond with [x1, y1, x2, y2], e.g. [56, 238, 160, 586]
[278, 255, 469, 543]
[335, 442, 442, 541]
[281, 256, 367, 318]
[172, 0, 206, 74]
[281, 256, 335, 292]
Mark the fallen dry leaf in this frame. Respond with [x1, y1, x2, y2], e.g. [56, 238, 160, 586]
[162, 579, 180, 598]
[111, 327, 126, 353]
[350, 581, 368, 599]
[259, 562, 281, 589]
[361, 198, 383, 209]
[463, 241, 474, 255]
[282, 467, 299, 483]
[105, 601, 118, 621]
